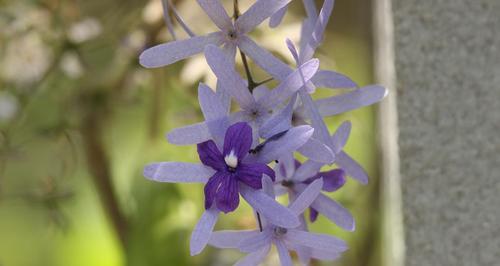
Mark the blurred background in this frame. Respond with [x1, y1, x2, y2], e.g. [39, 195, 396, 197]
[0, 0, 382, 265]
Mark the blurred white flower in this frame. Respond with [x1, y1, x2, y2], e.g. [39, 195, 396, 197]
[67, 18, 102, 43]
[60, 52, 84, 79]
[0, 92, 19, 122]
[142, 0, 163, 25]
[1, 31, 53, 86]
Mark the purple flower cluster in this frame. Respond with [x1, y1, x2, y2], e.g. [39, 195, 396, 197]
[142, 0, 387, 265]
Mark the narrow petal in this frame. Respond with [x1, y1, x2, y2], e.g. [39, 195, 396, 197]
[235, 244, 271, 266]
[299, 18, 315, 52]
[336, 151, 369, 184]
[209, 230, 259, 249]
[252, 125, 314, 164]
[289, 178, 323, 215]
[311, 70, 358, 88]
[318, 169, 346, 192]
[298, 88, 333, 147]
[279, 153, 297, 180]
[252, 85, 270, 102]
[196, 0, 232, 30]
[275, 240, 293, 266]
[204, 45, 256, 109]
[204, 171, 226, 209]
[161, 0, 176, 40]
[316, 85, 388, 116]
[197, 140, 225, 171]
[237, 36, 291, 80]
[223, 122, 253, 159]
[140, 32, 224, 68]
[285, 229, 348, 251]
[240, 185, 300, 228]
[261, 175, 276, 199]
[166, 122, 211, 145]
[286, 38, 300, 63]
[235, 0, 292, 34]
[215, 177, 240, 213]
[310, 192, 355, 231]
[144, 162, 213, 183]
[198, 83, 227, 121]
[237, 162, 275, 189]
[259, 95, 294, 139]
[238, 230, 272, 253]
[293, 160, 322, 182]
[257, 58, 319, 110]
[331, 121, 352, 154]
[297, 137, 335, 164]
[309, 249, 342, 261]
[190, 208, 219, 255]
[299, 0, 335, 62]
[269, 5, 288, 28]
[309, 207, 319, 222]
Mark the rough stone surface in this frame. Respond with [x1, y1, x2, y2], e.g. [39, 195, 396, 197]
[392, 1, 500, 265]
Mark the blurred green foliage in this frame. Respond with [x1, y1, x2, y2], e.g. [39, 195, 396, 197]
[0, 0, 380, 265]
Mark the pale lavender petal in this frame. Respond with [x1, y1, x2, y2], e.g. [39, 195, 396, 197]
[238, 230, 272, 253]
[144, 162, 213, 183]
[161, 0, 176, 40]
[253, 125, 314, 164]
[198, 83, 226, 121]
[140, 32, 224, 68]
[297, 137, 335, 164]
[235, 0, 292, 34]
[235, 244, 270, 266]
[310, 192, 355, 231]
[196, 0, 232, 30]
[221, 42, 237, 63]
[285, 229, 348, 251]
[293, 160, 322, 182]
[261, 175, 276, 198]
[331, 121, 351, 154]
[299, 0, 334, 62]
[316, 85, 388, 116]
[309, 249, 342, 261]
[223, 122, 252, 159]
[294, 245, 312, 266]
[275, 240, 293, 266]
[336, 150, 369, 184]
[279, 152, 296, 180]
[302, 0, 318, 20]
[204, 45, 256, 110]
[240, 185, 300, 228]
[190, 208, 219, 255]
[298, 89, 333, 147]
[257, 58, 319, 110]
[299, 18, 315, 53]
[269, 5, 288, 28]
[215, 81, 231, 114]
[209, 230, 259, 249]
[286, 38, 300, 64]
[252, 85, 270, 102]
[237, 36, 291, 80]
[311, 70, 358, 88]
[166, 121, 213, 145]
[259, 94, 294, 139]
[288, 178, 323, 215]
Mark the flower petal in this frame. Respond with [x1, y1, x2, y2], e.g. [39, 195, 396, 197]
[235, 0, 292, 34]
[298, 89, 333, 147]
[316, 85, 388, 116]
[288, 178, 323, 215]
[215, 176, 240, 213]
[257, 58, 319, 110]
[309, 248, 342, 261]
[285, 229, 348, 251]
[293, 160, 322, 182]
[311, 69, 358, 88]
[331, 121, 352, 154]
[209, 230, 259, 249]
[309, 207, 319, 222]
[166, 122, 211, 145]
[235, 244, 271, 266]
[259, 94, 294, 139]
[336, 150, 369, 184]
[275, 240, 293, 266]
[302, 0, 318, 19]
[286, 38, 300, 63]
[196, 0, 232, 30]
[144, 162, 214, 183]
[310, 192, 355, 231]
[140, 32, 224, 68]
[197, 140, 225, 171]
[318, 169, 346, 192]
[261, 175, 276, 199]
[198, 83, 227, 121]
[237, 162, 275, 189]
[269, 5, 288, 28]
[238, 230, 273, 253]
[299, 0, 334, 62]
[223, 122, 253, 159]
[204, 45, 256, 110]
[190, 208, 219, 255]
[204, 171, 226, 209]
[240, 185, 300, 228]
[237, 35, 291, 80]
[297, 137, 335, 164]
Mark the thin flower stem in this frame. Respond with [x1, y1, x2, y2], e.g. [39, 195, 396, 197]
[233, 0, 257, 92]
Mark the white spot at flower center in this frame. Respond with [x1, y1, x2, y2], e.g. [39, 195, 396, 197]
[224, 150, 238, 169]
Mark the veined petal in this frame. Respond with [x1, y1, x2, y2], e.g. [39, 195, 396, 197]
[336, 151, 369, 184]
[215, 176, 240, 213]
[269, 5, 288, 28]
[197, 140, 225, 171]
[190, 208, 219, 255]
[235, 0, 292, 34]
[204, 171, 226, 209]
[238, 230, 273, 253]
[237, 162, 275, 189]
[209, 230, 259, 249]
[297, 137, 335, 164]
[237, 36, 291, 80]
[240, 185, 300, 228]
[144, 162, 214, 183]
[288, 178, 323, 215]
[285, 229, 348, 252]
[311, 70, 358, 89]
[196, 0, 232, 30]
[223, 122, 253, 159]
[235, 244, 271, 266]
[140, 32, 224, 68]
[198, 83, 227, 121]
[331, 121, 352, 154]
[310, 192, 355, 231]
[257, 58, 319, 110]
[253, 125, 314, 164]
[316, 85, 388, 116]
[275, 240, 293, 266]
[166, 122, 211, 145]
[204, 45, 256, 110]
[299, 0, 335, 62]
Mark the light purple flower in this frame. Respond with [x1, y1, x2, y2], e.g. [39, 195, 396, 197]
[140, 0, 292, 68]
